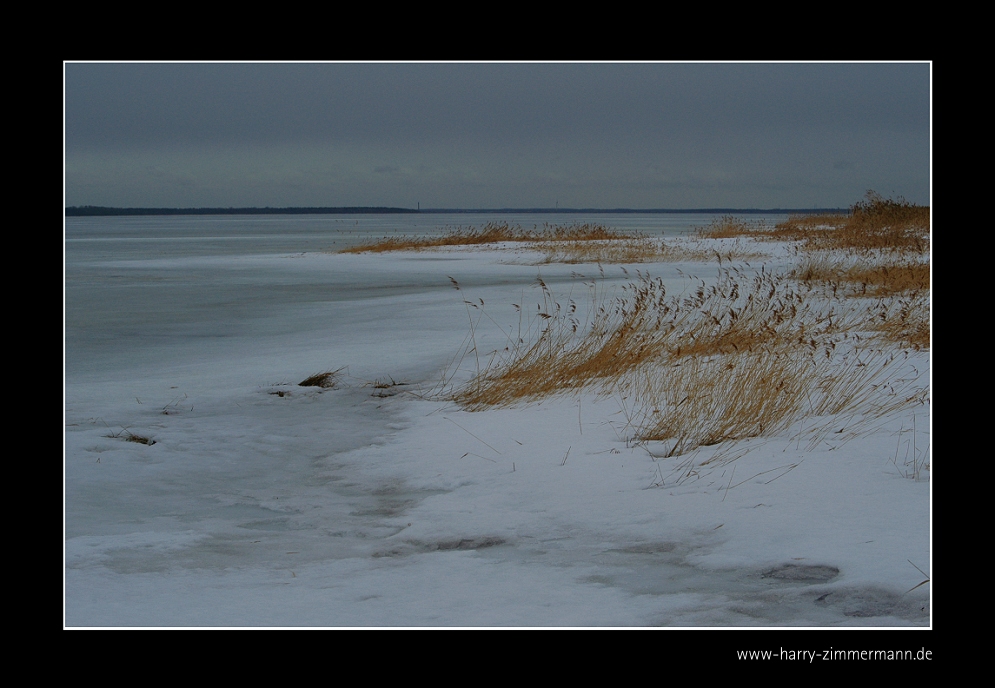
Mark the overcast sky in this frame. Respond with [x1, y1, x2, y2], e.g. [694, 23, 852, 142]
[64, 62, 930, 209]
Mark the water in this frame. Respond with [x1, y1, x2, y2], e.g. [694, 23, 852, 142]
[64, 211, 779, 259]
[64, 212, 788, 381]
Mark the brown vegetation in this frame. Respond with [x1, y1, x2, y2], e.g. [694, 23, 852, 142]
[694, 216, 773, 239]
[340, 222, 630, 253]
[776, 192, 929, 254]
[535, 236, 766, 265]
[342, 218, 768, 265]
[448, 193, 930, 457]
[299, 368, 344, 388]
[454, 268, 867, 410]
[792, 256, 929, 296]
[693, 192, 929, 255]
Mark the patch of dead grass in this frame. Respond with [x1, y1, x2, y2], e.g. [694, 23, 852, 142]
[792, 255, 929, 296]
[439, 193, 930, 458]
[692, 193, 929, 256]
[777, 192, 929, 254]
[340, 222, 631, 253]
[871, 292, 930, 350]
[534, 237, 767, 265]
[694, 216, 773, 239]
[627, 348, 812, 456]
[299, 368, 345, 388]
[450, 262, 927, 454]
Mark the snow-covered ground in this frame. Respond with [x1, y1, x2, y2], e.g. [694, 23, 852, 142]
[64, 216, 930, 627]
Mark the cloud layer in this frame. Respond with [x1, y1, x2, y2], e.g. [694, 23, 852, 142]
[65, 63, 930, 209]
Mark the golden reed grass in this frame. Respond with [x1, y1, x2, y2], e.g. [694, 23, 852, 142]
[628, 349, 811, 456]
[447, 192, 929, 456]
[535, 237, 765, 265]
[454, 268, 866, 409]
[792, 256, 929, 296]
[777, 192, 929, 254]
[340, 222, 629, 253]
[342, 220, 765, 265]
[694, 192, 929, 255]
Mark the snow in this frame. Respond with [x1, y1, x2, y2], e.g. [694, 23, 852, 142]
[64, 216, 930, 627]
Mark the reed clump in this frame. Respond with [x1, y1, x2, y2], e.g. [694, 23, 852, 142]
[450, 195, 929, 455]
[342, 219, 770, 265]
[765, 213, 849, 241]
[776, 191, 929, 254]
[453, 275, 654, 409]
[629, 348, 812, 456]
[340, 222, 630, 253]
[692, 193, 929, 255]
[438, 193, 929, 457]
[871, 291, 930, 349]
[299, 368, 344, 388]
[844, 191, 930, 249]
[536, 237, 766, 265]
[537, 237, 671, 264]
[536, 223, 627, 242]
[453, 267, 927, 451]
[454, 268, 859, 410]
[631, 345, 926, 457]
[791, 256, 930, 296]
[694, 216, 772, 239]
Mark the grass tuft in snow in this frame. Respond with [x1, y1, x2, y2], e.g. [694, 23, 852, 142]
[339, 222, 631, 253]
[299, 368, 345, 389]
[106, 428, 156, 445]
[447, 193, 930, 459]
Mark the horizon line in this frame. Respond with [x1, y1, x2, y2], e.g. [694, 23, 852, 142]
[66, 205, 847, 217]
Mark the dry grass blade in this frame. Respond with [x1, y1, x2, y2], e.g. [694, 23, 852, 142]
[906, 560, 930, 593]
[872, 292, 930, 349]
[454, 265, 860, 409]
[299, 368, 345, 388]
[444, 192, 928, 464]
[106, 428, 156, 445]
[792, 255, 930, 296]
[630, 349, 813, 456]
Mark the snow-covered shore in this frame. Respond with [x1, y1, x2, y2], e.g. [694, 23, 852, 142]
[65, 226, 930, 627]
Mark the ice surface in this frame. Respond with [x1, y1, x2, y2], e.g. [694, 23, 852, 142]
[64, 214, 930, 627]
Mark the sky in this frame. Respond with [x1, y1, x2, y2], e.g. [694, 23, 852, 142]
[64, 62, 931, 210]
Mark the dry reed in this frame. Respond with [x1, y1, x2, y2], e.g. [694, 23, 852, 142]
[871, 291, 930, 349]
[340, 222, 630, 253]
[777, 192, 929, 254]
[693, 193, 929, 255]
[534, 237, 766, 265]
[694, 216, 772, 239]
[454, 268, 860, 409]
[629, 349, 811, 456]
[792, 255, 929, 296]
[299, 368, 344, 388]
[442, 193, 929, 458]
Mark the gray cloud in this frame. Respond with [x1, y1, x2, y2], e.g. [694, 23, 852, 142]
[64, 62, 930, 208]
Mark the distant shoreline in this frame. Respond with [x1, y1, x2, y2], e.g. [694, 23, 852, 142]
[66, 206, 845, 217]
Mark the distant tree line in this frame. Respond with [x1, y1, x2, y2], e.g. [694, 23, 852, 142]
[65, 206, 419, 217]
[66, 206, 848, 217]
[418, 208, 846, 214]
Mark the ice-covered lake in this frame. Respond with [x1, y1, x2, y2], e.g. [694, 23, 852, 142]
[64, 213, 930, 627]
